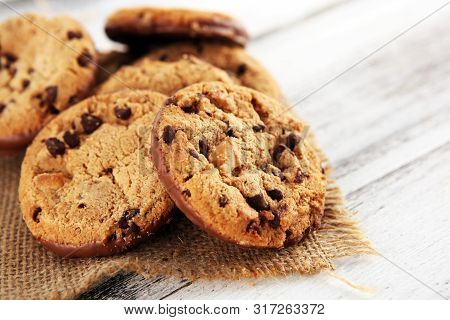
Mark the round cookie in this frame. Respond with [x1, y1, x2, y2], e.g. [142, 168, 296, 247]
[97, 55, 234, 95]
[0, 14, 97, 153]
[19, 90, 174, 257]
[151, 82, 326, 248]
[105, 7, 249, 47]
[145, 41, 285, 102]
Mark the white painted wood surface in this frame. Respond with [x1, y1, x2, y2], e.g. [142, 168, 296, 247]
[2, 0, 449, 299]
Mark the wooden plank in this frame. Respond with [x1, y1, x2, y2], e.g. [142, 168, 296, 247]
[78, 273, 191, 300]
[161, 0, 450, 299]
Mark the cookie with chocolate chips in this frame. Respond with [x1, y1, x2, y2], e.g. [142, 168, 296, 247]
[105, 7, 249, 47]
[144, 41, 285, 102]
[152, 82, 326, 248]
[0, 14, 97, 154]
[97, 55, 234, 95]
[19, 90, 174, 257]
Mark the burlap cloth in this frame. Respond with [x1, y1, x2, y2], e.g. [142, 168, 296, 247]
[0, 135, 374, 299]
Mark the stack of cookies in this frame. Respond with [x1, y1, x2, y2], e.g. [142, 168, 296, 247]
[0, 7, 326, 257]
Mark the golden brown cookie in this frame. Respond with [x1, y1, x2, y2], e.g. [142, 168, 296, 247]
[19, 90, 174, 257]
[105, 7, 249, 47]
[97, 55, 234, 95]
[0, 14, 97, 153]
[151, 82, 326, 248]
[145, 41, 285, 102]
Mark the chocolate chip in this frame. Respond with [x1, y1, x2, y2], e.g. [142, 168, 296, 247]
[114, 105, 132, 120]
[276, 171, 286, 181]
[295, 170, 309, 183]
[252, 124, 265, 132]
[164, 97, 177, 106]
[22, 79, 30, 90]
[199, 138, 209, 158]
[159, 53, 168, 61]
[48, 105, 60, 114]
[226, 128, 236, 137]
[118, 209, 139, 229]
[0, 103, 5, 114]
[246, 194, 269, 211]
[182, 189, 191, 197]
[129, 222, 140, 234]
[182, 100, 199, 113]
[236, 63, 247, 76]
[232, 167, 242, 177]
[68, 95, 80, 105]
[269, 212, 280, 228]
[3, 52, 17, 63]
[32, 207, 42, 223]
[286, 133, 301, 151]
[125, 208, 140, 218]
[67, 30, 83, 40]
[246, 220, 261, 235]
[45, 138, 66, 157]
[273, 144, 287, 162]
[162, 125, 175, 144]
[77, 49, 93, 67]
[81, 113, 102, 134]
[77, 203, 86, 209]
[118, 216, 129, 229]
[27, 67, 34, 74]
[269, 204, 287, 228]
[267, 189, 283, 201]
[44, 86, 58, 106]
[184, 174, 193, 182]
[63, 131, 80, 148]
[219, 195, 229, 207]
[188, 149, 199, 159]
[107, 232, 117, 242]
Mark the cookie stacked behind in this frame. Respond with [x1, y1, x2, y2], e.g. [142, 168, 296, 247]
[102, 7, 284, 102]
[96, 55, 234, 95]
[0, 14, 97, 154]
[105, 7, 249, 47]
[17, 7, 326, 257]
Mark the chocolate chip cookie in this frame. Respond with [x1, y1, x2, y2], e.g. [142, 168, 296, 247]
[0, 14, 97, 153]
[105, 7, 249, 47]
[151, 82, 326, 248]
[19, 90, 174, 257]
[145, 41, 285, 102]
[97, 55, 234, 95]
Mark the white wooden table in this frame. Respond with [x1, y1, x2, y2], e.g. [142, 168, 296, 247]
[2, 0, 449, 299]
